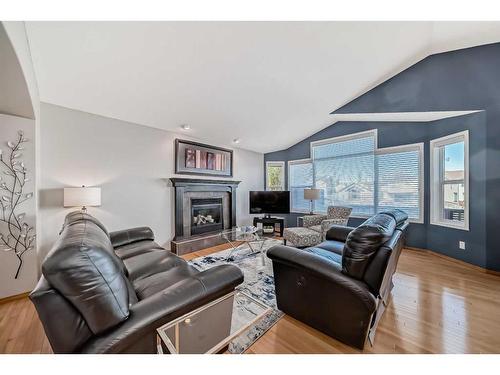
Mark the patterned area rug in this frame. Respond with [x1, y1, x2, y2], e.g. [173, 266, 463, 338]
[189, 238, 285, 353]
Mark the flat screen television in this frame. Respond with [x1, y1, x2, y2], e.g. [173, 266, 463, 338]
[249, 191, 290, 216]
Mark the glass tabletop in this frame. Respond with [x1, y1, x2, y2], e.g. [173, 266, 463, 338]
[156, 291, 271, 354]
[220, 227, 265, 242]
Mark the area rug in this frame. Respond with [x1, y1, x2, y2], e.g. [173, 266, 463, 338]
[189, 238, 285, 353]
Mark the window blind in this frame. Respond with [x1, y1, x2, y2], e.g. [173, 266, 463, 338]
[289, 132, 423, 221]
[376, 146, 422, 221]
[289, 160, 313, 212]
[312, 132, 376, 215]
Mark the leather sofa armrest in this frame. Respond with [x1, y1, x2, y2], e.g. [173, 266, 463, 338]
[267, 245, 376, 312]
[325, 224, 356, 242]
[79, 264, 243, 353]
[109, 227, 155, 248]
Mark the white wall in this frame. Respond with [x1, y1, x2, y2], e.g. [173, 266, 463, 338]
[2, 21, 43, 277]
[0, 24, 35, 120]
[39, 103, 264, 258]
[2, 22, 40, 119]
[0, 114, 38, 299]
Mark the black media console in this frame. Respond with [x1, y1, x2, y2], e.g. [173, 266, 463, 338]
[253, 216, 285, 237]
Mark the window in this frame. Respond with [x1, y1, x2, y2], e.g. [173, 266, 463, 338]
[288, 159, 313, 212]
[376, 143, 424, 223]
[311, 130, 376, 216]
[286, 130, 425, 222]
[430, 130, 469, 230]
[265, 161, 285, 191]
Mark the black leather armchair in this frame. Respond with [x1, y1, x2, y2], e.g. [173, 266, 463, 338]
[30, 211, 243, 353]
[267, 209, 408, 349]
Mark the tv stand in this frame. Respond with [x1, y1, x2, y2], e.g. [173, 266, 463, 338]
[253, 216, 285, 237]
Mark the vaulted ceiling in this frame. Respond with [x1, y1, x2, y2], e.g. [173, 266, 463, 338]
[25, 21, 500, 153]
[0, 24, 34, 119]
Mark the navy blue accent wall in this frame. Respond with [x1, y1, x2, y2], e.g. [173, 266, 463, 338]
[265, 42, 499, 270]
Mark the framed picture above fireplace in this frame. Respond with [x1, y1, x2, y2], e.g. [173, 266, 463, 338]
[175, 139, 233, 177]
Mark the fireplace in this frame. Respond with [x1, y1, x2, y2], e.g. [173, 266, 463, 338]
[191, 198, 223, 235]
[170, 178, 241, 255]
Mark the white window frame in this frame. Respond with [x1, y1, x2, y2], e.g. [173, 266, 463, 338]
[288, 158, 313, 213]
[375, 142, 425, 224]
[430, 130, 469, 231]
[265, 161, 285, 191]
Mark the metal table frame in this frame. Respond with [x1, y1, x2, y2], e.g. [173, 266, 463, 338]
[156, 291, 271, 354]
[220, 229, 269, 261]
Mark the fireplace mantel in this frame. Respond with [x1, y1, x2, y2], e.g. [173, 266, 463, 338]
[170, 178, 241, 187]
[170, 178, 241, 255]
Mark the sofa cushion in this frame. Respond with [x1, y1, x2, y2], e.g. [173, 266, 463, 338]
[379, 209, 408, 228]
[309, 225, 322, 233]
[304, 247, 342, 264]
[61, 211, 129, 275]
[133, 264, 200, 300]
[123, 249, 187, 281]
[42, 219, 131, 335]
[315, 240, 344, 256]
[63, 210, 109, 237]
[109, 227, 155, 248]
[114, 240, 164, 260]
[342, 213, 396, 280]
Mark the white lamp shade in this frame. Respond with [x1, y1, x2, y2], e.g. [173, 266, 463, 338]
[64, 187, 101, 208]
[304, 188, 321, 200]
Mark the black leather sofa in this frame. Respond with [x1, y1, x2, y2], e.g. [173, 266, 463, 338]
[30, 211, 243, 353]
[267, 209, 408, 349]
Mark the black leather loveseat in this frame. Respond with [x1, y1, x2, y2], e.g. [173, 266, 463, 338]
[267, 209, 408, 349]
[30, 211, 243, 353]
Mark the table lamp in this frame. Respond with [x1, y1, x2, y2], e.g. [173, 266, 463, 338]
[303, 188, 321, 215]
[64, 185, 101, 212]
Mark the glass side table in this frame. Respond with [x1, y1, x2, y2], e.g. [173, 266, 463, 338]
[157, 291, 271, 354]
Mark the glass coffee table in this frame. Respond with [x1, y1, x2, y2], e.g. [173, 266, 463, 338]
[157, 291, 271, 354]
[220, 227, 270, 262]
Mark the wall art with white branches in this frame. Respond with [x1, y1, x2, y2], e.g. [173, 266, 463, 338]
[0, 130, 35, 279]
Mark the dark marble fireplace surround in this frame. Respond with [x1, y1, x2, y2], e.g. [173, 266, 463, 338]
[170, 178, 240, 255]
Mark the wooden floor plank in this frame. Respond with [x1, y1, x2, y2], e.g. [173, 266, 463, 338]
[7, 296, 32, 354]
[0, 299, 23, 353]
[1, 247, 500, 354]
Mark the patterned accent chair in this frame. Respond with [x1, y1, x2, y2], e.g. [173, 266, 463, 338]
[302, 206, 352, 240]
[283, 206, 352, 248]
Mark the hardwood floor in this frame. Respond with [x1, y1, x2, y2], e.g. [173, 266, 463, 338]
[1, 246, 500, 354]
[0, 295, 52, 354]
[247, 248, 500, 354]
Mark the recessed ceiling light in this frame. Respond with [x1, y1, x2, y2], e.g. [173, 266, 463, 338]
[181, 124, 190, 130]
[233, 138, 240, 144]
